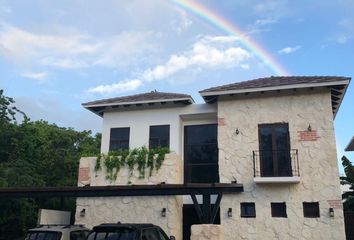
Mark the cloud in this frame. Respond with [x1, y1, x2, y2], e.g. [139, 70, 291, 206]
[20, 71, 48, 82]
[87, 79, 142, 94]
[170, 7, 193, 34]
[87, 35, 251, 94]
[334, 19, 354, 44]
[278, 45, 301, 54]
[0, 24, 157, 69]
[247, 18, 278, 34]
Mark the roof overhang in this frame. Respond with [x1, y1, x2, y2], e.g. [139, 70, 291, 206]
[345, 137, 354, 151]
[200, 79, 350, 118]
[83, 97, 194, 117]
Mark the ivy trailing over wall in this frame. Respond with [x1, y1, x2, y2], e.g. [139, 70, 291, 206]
[94, 147, 170, 181]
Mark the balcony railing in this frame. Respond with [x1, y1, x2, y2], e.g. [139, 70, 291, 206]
[253, 149, 299, 178]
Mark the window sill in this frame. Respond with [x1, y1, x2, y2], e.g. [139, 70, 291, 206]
[254, 176, 300, 184]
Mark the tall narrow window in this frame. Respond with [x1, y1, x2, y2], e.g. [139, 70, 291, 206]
[109, 127, 130, 151]
[258, 123, 291, 177]
[149, 125, 170, 149]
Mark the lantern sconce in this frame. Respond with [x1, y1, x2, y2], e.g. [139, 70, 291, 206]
[227, 208, 233, 218]
[329, 208, 334, 217]
[80, 208, 86, 217]
[235, 128, 240, 135]
[161, 208, 166, 217]
[307, 124, 312, 132]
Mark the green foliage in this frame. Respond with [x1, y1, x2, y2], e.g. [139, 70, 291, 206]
[341, 155, 354, 211]
[95, 147, 170, 182]
[0, 89, 101, 239]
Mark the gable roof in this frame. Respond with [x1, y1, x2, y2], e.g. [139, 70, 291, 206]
[200, 76, 350, 118]
[82, 91, 194, 116]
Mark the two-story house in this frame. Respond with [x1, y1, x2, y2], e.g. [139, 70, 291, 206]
[76, 76, 350, 240]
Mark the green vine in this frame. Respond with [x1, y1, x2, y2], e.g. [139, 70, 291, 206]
[94, 147, 170, 182]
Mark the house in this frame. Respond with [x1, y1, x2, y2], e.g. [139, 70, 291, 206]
[76, 76, 350, 240]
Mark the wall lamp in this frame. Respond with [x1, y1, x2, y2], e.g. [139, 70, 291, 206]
[307, 124, 312, 132]
[161, 208, 166, 217]
[235, 128, 240, 135]
[329, 208, 334, 217]
[80, 208, 86, 217]
[227, 208, 233, 218]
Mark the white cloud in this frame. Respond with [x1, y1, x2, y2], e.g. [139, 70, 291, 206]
[334, 19, 354, 44]
[87, 79, 142, 94]
[20, 71, 48, 82]
[170, 7, 193, 34]
[278, 45, 301, 54]
[142, 36, 250, 82]
[247, 18, 278, 34]
[86, 35, 251, 94]
[0, 24, 157, 69]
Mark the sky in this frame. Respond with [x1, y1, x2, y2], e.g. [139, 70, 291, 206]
[0, 0, 353, 172]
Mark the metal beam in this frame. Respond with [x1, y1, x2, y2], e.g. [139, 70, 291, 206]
[0, 183, 243, 199]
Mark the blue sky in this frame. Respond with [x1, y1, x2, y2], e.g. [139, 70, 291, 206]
[0, 0, 353, 171]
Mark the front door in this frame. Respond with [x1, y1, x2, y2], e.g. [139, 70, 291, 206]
[183, 124, 219, 240]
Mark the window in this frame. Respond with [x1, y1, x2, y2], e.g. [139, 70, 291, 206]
[109, 127, 130, 151]
[258, 123, 291, 177]
[184, 124, 219, 183]
[240, 202, 256, 218]
[303, 202, 320, 218]
[271, 202, 287, 218]
[142, 228, 162, 240]
[149, 125, 170, 149]
[70, 230, 89, 240]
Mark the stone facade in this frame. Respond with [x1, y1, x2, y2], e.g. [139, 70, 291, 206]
[77, 88, 346, 239]
[217, 89, 345, 239]
[191, 225, 224, 240]
[75, 153, 183, 240]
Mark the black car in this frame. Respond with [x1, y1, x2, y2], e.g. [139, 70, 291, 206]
[86, 223, 175, 240]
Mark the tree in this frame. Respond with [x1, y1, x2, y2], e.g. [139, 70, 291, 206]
[341, 155, 354, 211]
[0, 89, 101, 239]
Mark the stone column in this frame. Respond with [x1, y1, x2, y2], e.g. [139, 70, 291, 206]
[191, 224, 224, 240]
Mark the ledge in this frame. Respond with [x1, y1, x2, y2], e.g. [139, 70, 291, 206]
[254, 176, 300, 184]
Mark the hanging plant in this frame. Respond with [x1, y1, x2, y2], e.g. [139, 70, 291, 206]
[94, 146, 170, 182]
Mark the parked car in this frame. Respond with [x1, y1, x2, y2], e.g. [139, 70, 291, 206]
[24, 224, 89, 240]
[86, 223, 175, 240]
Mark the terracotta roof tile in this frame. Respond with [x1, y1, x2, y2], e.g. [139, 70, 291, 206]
[200, 76, 350, 93]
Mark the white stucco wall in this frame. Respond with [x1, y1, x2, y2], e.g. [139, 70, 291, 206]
[100, 103, 217, 155]
[217, 89, 345, 240]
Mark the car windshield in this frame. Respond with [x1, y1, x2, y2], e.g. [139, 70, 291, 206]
[87, 228, 135, 240]
[25, 231, 61, 240]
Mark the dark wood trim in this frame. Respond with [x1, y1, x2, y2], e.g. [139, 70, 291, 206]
[0, 183, 243, 198]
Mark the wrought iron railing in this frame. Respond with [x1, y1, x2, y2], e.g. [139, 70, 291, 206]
[252, 149, 299, 177]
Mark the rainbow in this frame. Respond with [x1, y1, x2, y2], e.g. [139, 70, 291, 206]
[171, 0, 289, 76]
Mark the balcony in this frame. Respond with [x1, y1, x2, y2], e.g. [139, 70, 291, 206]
[253, 149, 300, 184]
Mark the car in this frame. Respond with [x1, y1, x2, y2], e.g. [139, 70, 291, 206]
[86, 223, 176, 240]
[24, 224, 89, 240]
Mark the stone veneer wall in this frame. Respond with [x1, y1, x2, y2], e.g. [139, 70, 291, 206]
[217, 89, 345, 239]
[75, 153, 183, 239]
[191, 225, 224, 240]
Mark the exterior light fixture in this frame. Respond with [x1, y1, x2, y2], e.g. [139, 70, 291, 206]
[161, 208, 166, 217]
[329, 208, 334, 217]
[235, 128, 240, 135]
[307, 124, 312, 132]
[227, 208, 233, 218]
[80, 208, 86, 217]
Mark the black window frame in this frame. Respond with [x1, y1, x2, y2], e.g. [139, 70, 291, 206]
[258, 123, 292, 177]
[149, 125, 170, 149]
[271, 202, 287, 218]
[109, 127, 130, 151]
[303, 202, 320, 218]
[240, 202, 256, 218]
[183, 124, 219, 184]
